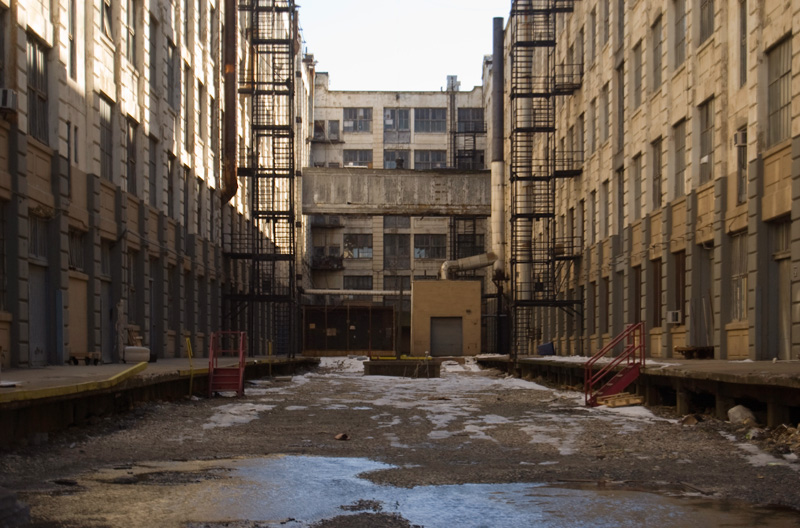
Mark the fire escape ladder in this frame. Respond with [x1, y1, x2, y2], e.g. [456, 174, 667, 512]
[223, 0, 298, 357]
[208, 331, 248, 396]
[584, 322, 646, 406]
[509, 0, 583, 358]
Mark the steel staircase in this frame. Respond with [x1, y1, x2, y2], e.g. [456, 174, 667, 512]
[584, 323, 646, 406]
[208, 331, 248, 397]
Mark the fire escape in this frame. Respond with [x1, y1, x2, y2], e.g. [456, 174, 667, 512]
[224, 0, 298, 356]
[509, 0, 583, 358]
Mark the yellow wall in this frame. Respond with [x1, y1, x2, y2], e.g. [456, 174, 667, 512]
[410, 280, 481, 357]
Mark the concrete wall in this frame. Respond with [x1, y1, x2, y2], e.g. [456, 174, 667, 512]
[410, 280, 481, 357]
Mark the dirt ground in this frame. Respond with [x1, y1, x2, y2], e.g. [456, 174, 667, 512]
[1, 358, 799, 527]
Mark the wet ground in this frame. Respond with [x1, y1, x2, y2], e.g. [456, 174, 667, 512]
[3, 358, 800, 527]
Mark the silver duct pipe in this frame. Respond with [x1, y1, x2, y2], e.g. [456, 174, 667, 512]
[440, 252, 498, 280]
[303, 289, 410, 297]
[491, 17, 506, 274]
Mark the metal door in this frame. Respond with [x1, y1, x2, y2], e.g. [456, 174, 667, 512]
[430, 317, 463, 357]
[28, 265, 48, 366]
[101, 280, 113, 363]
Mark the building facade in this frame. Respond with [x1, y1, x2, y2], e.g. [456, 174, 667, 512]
[513, 0, 800, 360]
[0, 0, 312, 368]
[302, 74, 491, 355]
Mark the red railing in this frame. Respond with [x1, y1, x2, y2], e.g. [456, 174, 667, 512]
[584, 322, 645, 406]
[208, 331, 248, 397]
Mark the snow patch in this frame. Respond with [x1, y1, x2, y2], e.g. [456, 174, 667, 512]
[203, 403, 275, 429]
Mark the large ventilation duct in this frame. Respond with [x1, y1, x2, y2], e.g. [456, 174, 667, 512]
[440, 252, 498, 280]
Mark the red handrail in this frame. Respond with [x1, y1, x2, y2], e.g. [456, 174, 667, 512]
[584, 322, 645, 405]
[209, 331, 247, 396]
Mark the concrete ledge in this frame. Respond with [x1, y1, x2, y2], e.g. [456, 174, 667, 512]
[364, 360, 441, 378]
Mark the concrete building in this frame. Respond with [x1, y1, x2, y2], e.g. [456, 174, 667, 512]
[0, 0, 312, 368]
[301, 74, 492, 356]
[509, 0, 800, 360]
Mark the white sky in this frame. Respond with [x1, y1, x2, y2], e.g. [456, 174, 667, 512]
[297, 0, 510, 92]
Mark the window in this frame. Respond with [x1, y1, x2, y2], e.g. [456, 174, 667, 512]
[0, 10, 6, 85]
[602, 0, 610, 45]
[632, 265, 642, 322]
[699, 0, 714, 44]
[674, 0, 686, 66]
[328, 120, 339, 140]
[102, 0, 113, 39]
[126, 0, 137, 64]
[384, 216, 410, 229]
[674, 251, 686, 324]
[730, 231, 747, 321]
[182, 166, 190, 229]
[456, 233, 484, 259]
[343, 108, 372, 133]
[167, 153, 176, 217]
[414, 234, 446, 259]
[344, 234, 373, 259]
[167, 40, 178, 108]
[632, 41, 643, 108]
[632, 154, 642, 220]
[615, 62, 624, 147]
[68, 0, 77, 79]
[699, 98, 714, 184]
[68, 229, 86, 272]
[198, 82, 206, 141]
[0, 202, 5, 310]
[384, 108, 410, 131]
[601, 83, 610, 142]
[313, 120, 325, 140]
[456, 150, 484, 170]
[384, 108, 410, 143]
[600, 180, 609, 238]
[29, 215, 48, 260]
[99, 96, 113, 182]
[126, 119, 137, 194]
[149, 16, 158, 94]
[149, 137, 158, 207]
[589, 98, 597, 153]
[651, 258, 663, 327]
[736, 127, 747, 204]
[600, 276, 609, 334]
[767, 38, 791, 147]
[617, 0, 624, 44]
[196, 177, 203, 234]
[457, 108, 484, 132]
[739, 0, 747, 88]
[183, 65, 191, 148]
[589, 190, 596, 245]
[384, 150, 409, 169]
[652, 138, 663, 208]
[414, 108, 446, 133]
[652, 16, 662, 89]
[615, 168, 624, 235]
[384, 234, 410, 270]
[27, 37, 48, 144]
[673, 119, 686, 196]
[101, 241, 112, 277]
[590, 8, 597, 63]
[343, 149, 372, 167]
[343, 275, 373, 291]
[414, 150, 446, 170]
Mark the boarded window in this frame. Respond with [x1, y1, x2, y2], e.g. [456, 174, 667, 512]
[343, 275, 373, 290]
[699, 98, 714, 183]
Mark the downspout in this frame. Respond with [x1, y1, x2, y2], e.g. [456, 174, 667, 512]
[220, 0, 238, 203]
[491, 17, 505, 275]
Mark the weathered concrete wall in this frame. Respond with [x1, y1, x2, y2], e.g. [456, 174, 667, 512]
[303, 168, 491, 216]
[410, 280, 482, 357]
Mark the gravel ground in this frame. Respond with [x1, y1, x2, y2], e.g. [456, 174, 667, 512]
[1, 358, 799, 526]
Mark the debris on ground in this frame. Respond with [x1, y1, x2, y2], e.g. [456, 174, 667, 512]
[728, 405, 756, 425]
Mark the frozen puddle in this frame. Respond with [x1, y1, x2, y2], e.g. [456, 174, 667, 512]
[54, 456, 800, 527]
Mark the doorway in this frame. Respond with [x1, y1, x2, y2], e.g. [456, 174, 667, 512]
[430, 317, 463, 357]
[29, 264, 48, 366]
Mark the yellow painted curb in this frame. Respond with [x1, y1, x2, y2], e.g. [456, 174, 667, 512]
[0, 362, 148, 404]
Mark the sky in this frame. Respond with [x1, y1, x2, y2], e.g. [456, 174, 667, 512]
[297, 0, 511, 92]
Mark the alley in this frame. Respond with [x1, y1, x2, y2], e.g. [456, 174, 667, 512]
[2, 359, 800, 527]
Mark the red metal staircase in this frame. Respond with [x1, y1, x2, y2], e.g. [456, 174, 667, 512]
[208, 331, 247, 397]
[584, 323, 645, 406]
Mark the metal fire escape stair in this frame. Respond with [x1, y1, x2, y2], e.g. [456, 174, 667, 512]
[584, 323, 646, 406]
[208, 331, 248, 397]
[509, 0, 583, 358]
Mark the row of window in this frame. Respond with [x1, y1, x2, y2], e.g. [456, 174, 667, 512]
[318, 149, 485, 171]
[319, 107, 483, 136]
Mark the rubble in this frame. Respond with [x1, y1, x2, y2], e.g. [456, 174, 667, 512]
[727, 405, 756, 425]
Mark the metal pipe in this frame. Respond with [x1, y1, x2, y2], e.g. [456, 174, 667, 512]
[491, 17, 506, 274]
[303, 289, 410, 297]
[220, 0, 238, 203]
[440, 252, 498, 280]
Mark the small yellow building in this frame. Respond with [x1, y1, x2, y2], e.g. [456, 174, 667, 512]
[410, 280, 482, 357]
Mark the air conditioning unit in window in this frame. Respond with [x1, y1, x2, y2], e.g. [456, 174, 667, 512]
[0, 89, 17, 113]
[733, 130, 748, 147]
[666, 310, 682, 324]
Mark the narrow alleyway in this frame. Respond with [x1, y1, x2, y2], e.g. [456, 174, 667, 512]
[2, 359, 799, 527]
